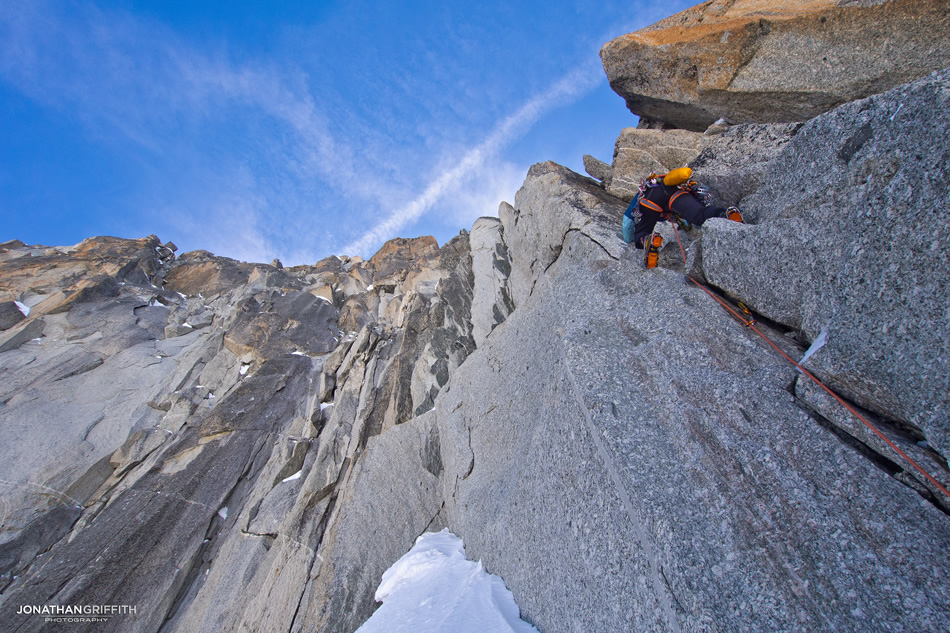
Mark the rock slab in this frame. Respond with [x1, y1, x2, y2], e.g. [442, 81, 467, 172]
[601, 0, 950, 130]
[702, 67, 950, 454]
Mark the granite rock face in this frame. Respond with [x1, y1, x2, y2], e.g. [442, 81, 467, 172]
[591, 121, 794, 207]
[469, 217, 514, 347]
[606, 127, 707, 200]
[0, 236, 192, 562]
[581, 154, 611, 183]
[503, 162, 627, 307]
[0, 235, 169, 315]
[2, 18, 950, 633]
[688, 121, 802, 210]
[438, 198, 950, 632]
[702, 67, 950, 458]
[0, 229, 488, 631]
[601, 0, 950, 130]
[222, 290, 340, 361]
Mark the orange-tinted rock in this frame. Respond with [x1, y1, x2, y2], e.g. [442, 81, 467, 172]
[163, 252, 253, 299]
[67, 235, 160, 261]
[0, 236, 162, 308]
[367, 236, 440, 286]
[601, 0, 950, 130]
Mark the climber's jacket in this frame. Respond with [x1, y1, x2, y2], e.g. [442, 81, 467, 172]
[623, 178, 728, 248]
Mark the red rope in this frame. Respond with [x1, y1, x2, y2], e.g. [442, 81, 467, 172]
[668, 223, 950, 501]
[670, 219, 688, 264]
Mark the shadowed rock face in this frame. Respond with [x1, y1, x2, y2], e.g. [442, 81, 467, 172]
[3, 355, 314, 633]
[0, 302, 25, 330]
[223, 291, 340, 361]
[0, 228, 502, 632]
[601, 0, 950, 130]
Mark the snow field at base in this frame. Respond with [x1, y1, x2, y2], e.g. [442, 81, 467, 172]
[355, 529, 540, 633]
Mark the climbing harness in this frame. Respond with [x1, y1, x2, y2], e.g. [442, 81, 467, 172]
[667, 222, 950, 503]
[688, 181, 711, 206]
[636, 174, 707, 243]
[637, 174, 668, 217]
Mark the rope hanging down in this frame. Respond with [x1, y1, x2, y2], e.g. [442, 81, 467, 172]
[669, 223, 950, 502]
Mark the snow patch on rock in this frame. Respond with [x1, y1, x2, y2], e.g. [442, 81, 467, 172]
[356, 529, 538, 633]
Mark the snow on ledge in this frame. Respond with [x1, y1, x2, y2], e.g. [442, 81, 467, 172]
[281, 470, 302, 484]
[356, 529, 539, 633]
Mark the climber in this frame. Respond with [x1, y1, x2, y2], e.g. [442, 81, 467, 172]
[622, 167, 744, 268]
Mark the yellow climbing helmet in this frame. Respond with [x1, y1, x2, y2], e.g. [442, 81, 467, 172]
[663, 167, 693, 186]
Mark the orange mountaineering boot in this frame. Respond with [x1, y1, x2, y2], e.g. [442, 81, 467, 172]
[644, 231, 662, 269]
[725, 206, 744, 223]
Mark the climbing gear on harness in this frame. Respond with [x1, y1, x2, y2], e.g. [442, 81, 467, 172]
[663, 167, 693, 186]
[689, 181, 711, 206]
[726, 206, 744, 223]
[637, 173, 663, 199]
[675, 179, 711, 206]
[641, 170, 710, 218]
[672, 214, 693, 232]
[635, 176, 664, 224]
[644, 231, 662, 269]
[639, 173, 693, 220]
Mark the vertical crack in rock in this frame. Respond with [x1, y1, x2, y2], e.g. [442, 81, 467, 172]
[159, 425, 278, 626]
[794, 378, 950, 515]
[287, 490, 340, 633]
[697, 272, 950, 513]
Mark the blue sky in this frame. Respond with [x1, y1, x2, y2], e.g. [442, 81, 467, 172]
[0, 1, 692, 265]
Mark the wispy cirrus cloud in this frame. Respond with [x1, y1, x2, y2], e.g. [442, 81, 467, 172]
[341, 61, 606, 255]
[0, 1, 686, 264]
[0, 2, 385, 262]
